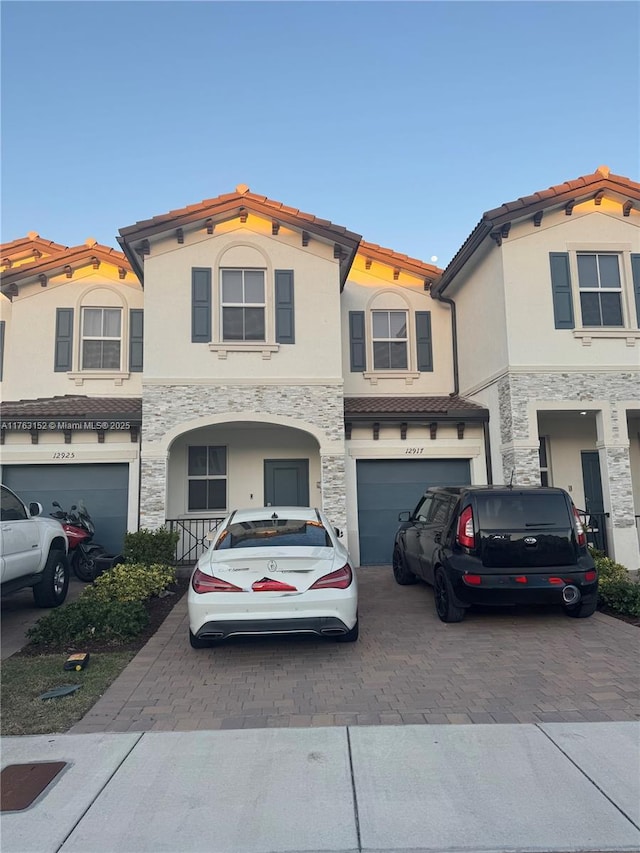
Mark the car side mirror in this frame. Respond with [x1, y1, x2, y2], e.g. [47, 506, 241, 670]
[205, 529, 217, 542]
[334, 527, 343, 538]
[398, 511, 410, 522]
[29, 502, 43, 517]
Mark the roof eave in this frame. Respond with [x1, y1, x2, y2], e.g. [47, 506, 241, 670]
[344, 408, 489, 423]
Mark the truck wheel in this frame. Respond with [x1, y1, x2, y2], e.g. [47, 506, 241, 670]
[33, 550, 69, 608]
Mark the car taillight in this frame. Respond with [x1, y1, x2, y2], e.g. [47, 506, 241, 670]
[585, 569, 597, 582]
[309, 563, 353, 590]
[457, 506, 475, 549]
[572, 507, 587, 547]
[462, 574, 482, 585]
[191, 568, 243, 594]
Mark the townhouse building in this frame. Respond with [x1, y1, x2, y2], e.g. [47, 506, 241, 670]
[2, 167, 638, 569]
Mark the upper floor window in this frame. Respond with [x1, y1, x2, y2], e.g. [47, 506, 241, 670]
[372, 310, 408, 370]
[81, 308, 122, 369]
[577, 254, 623, 327]
[220, 269, 265, 342]
[187, 445, 227, 512]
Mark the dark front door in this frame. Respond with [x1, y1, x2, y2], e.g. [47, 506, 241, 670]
[581, 450, 607, 552]
[264, 459, 309, 507]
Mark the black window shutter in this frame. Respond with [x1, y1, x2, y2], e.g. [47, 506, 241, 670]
[549, 253, 575, 329]
[631, 254, 640, 327]
[54, 308, 74, 371]
[192, 268, 212, 342]
[275, 270, 295, 344]
[349, 311, 366, 372]
[415, 311, 433, 372]
[0, 320, 4, 381]
[129, 309, 144, 372]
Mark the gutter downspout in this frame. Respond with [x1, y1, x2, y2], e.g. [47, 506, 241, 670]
[434, 289, 493, 485]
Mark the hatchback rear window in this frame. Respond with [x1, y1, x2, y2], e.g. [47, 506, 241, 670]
[475, 493, 570, 529]
[215, 519, 332, 549]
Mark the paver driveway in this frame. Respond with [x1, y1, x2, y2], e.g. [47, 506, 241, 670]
[70, 567, 640, 733]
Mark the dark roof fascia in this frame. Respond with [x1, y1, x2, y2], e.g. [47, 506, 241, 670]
[1, 246, 130, 289]
[433, 174, 640, 297]
[345, 408, 489, 423]
[119, 198, 362, 289]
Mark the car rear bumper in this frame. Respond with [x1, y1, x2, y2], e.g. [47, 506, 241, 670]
[449, 571, 598, 608]
[193, 616, 353, 640]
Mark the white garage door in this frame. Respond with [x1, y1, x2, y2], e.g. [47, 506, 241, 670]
[356, 459, 471, 565]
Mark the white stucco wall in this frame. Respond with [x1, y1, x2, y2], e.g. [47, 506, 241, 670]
[165, 422, 322, 517]
[501, 202, 640, 367]
[141, 218, 344, 382]
[342, 258, 454, 395]
[0, 266, 143, 400]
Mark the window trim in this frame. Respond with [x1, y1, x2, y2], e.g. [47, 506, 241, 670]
[576, 252, 624, 328]
[186, 445, 228, 514]
[566, 243, 637, 337]
[371, 309, 409, 371]
[219, 267, 267, 344]
[80, 306, 123, 371]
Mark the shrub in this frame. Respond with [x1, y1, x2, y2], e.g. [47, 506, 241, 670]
[27, 598, 148, 646]
[88, 562, 176, 604]
[590, 550, 640, 618]
[124, 528, 179, 566]
[598, 579, 640, 618]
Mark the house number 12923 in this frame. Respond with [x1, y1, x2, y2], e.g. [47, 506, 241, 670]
[405, 448, 424, 455]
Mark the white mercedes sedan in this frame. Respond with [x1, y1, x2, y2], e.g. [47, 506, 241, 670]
[187, 507, 358, 647]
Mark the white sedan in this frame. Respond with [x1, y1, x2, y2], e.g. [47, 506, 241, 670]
[188, 507, 358, 647]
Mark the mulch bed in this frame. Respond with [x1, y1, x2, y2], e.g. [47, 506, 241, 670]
[597, 605, 640, 627]
[16, 577, 190, 657]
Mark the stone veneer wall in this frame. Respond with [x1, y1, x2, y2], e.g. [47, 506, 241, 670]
[140, 384, 346, 529]
[498, 372, 638, 529]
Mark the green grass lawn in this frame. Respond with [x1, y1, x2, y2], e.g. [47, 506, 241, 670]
[1, 652, 135, 736]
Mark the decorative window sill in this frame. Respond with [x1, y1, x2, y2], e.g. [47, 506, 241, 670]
[208, 343, 280, 360]
[67, 371, 131, 386]
[363, 370, 421, 386]
[573, 330, 640, 347]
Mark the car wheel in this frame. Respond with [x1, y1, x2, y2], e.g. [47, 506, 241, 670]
[434, 567, 465, 623]
[563, 597, 598, 618]
[392, 546, 417, 585]
[189, 630, 210, 649]
[33, 550, 69, 608]
[336, 619, 359, 643]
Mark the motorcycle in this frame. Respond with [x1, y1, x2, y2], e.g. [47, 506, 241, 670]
[50, 500, 107, 582]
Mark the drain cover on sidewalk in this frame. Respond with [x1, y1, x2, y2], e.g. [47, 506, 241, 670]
[1, 762, 67, 811]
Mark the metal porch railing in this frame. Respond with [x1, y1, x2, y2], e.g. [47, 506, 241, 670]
[166, 517, 225, 565]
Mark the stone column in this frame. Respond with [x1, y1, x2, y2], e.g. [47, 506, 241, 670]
[321, 453, 347, 536]
[597, 441, 639, 570]
[139, 454, 168, 530]
[498, 375, 541, 486]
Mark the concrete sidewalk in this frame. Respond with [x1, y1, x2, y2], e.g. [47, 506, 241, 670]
[2, 722, 639, 853]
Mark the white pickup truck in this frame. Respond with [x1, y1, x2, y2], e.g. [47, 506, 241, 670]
[0, 483, 69, 607]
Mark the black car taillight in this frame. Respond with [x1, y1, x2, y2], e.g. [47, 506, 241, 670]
[456, 506, 475, 549]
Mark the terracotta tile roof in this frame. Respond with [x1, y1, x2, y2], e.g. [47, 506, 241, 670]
[1, 240, 132, 293]
[344, 396, 488, 419]
[1, 233, 69, 262]
[0, 396, 142, 422]
[119, 186, 361, 243]
[118, 185, 363, 288]
[433, 166, 640, 296]
[357, 240, 442, 281]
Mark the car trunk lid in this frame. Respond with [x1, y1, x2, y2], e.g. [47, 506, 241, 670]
[475, 492, 577, 570]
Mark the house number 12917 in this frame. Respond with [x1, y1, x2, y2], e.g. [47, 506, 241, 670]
[405, 448, 424, 455]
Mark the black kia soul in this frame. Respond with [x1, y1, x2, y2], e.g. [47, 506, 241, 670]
[393, 486, 597, 623]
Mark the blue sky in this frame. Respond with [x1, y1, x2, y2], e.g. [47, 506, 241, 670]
[2, 1, 638, 267]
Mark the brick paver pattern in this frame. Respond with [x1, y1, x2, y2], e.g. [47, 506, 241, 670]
[70, 567, 640, 733]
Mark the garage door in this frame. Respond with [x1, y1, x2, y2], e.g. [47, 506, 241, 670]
[356, 459, 471, 565]
[2, 464, 129, 555]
